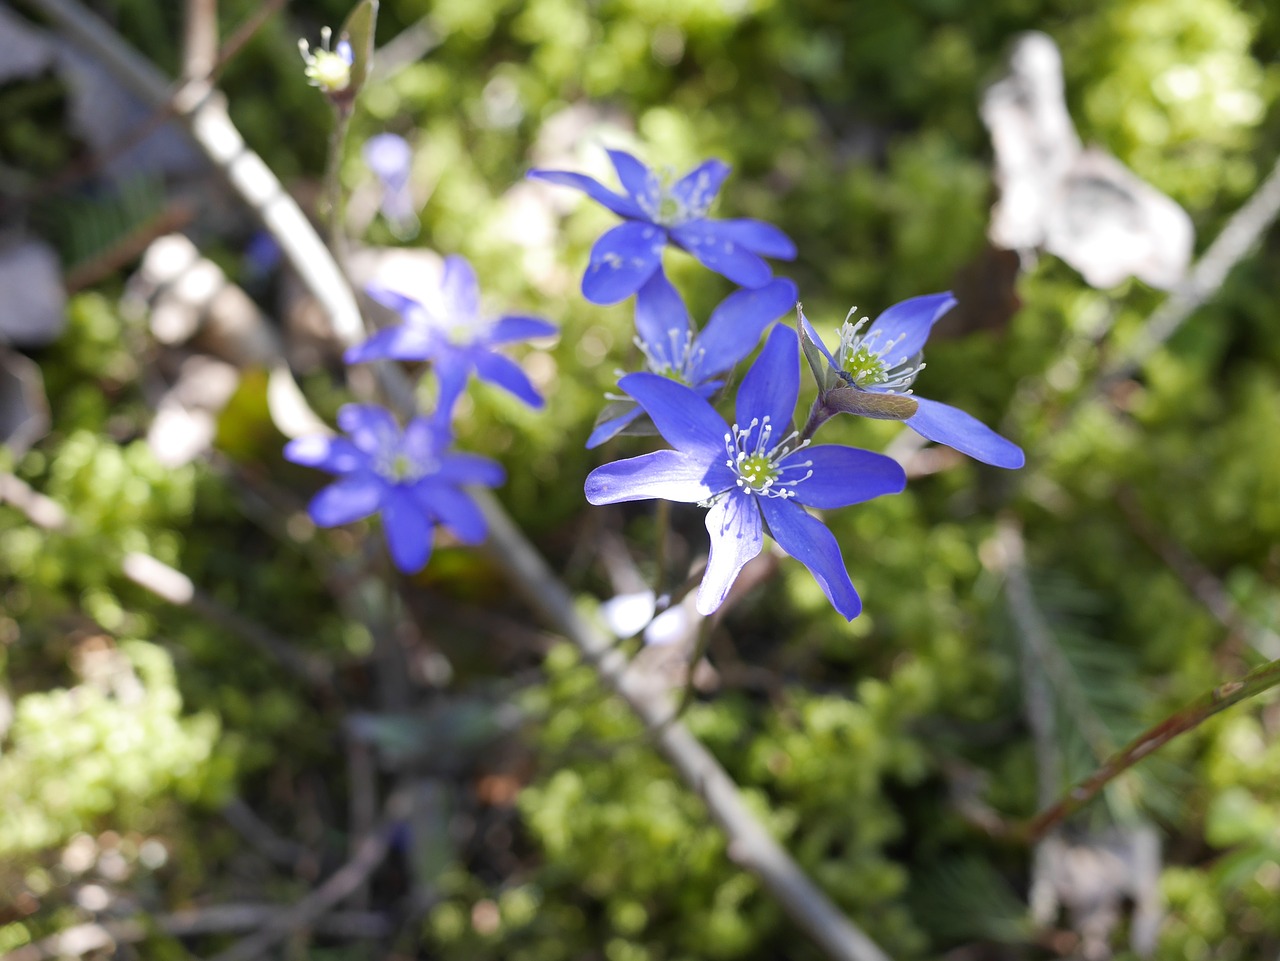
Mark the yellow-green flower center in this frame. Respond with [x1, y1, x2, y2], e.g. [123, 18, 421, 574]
[842, 343, 889, 387]
[737, 453, 778, 489]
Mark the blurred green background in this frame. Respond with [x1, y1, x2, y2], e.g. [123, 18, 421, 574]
[3, 0, 1280, 958]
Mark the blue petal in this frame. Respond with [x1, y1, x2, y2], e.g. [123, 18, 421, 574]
[399, 417, 445, 467]
[433, 353, 472, 422]
[906, 396, 1025, 469]
[617, 372, 728, 457]
[669, 220, 772, 288]
[337, 405, 398, 456]
[759, 497, 861, 620]
[365, 284, 433, 324]
[585, 449, 725, 505]
[693, 278, 797, 382]
[381, 486, 434, 573]
[472, 350, 544, 408]
[525, 169, 642, 219]
[735, 325, 800, 439]
[582, 221, 667, 305]
[697, 491, 763, 616]
[785, 446, 906, 509]
[344, 323, 436, 364]
[866, 292, 957, 361]
[670, 159, 730, 219]
[414, 483, 487, 544]
[441, 255, 480, 325]
[309, 473, 384, 527]
[486, 315, 556, 345]
[707, 218, 797, 259]
[585, 405, 643, 450]
[607, 149, 661, 212]
[284, 435, 365, 474]
[435, 451, 505, 486]
[634, 271, 690, 367]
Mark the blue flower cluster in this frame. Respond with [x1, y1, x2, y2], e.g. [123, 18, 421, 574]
[532, 149, 1023, 619]
[287, 253, 554, 573]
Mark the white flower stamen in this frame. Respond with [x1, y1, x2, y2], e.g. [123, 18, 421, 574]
[722, 415, 812, 499]
[836, 307, 925, 392]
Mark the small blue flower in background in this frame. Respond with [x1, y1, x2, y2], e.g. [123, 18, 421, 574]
[348, 254, 556, 420]
[585, 326, 906, 619]
[800, 293, 1025, 469]
[587, 272, 798, 448]
[284, 404, 504, 573]
[363, 133, 418, 234]
[528, 149, 796, 305]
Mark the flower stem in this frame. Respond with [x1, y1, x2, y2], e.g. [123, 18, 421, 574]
[799, 397, 832, 443]
[324, 102, 353, 260]
[1022, 655, 1280, 842]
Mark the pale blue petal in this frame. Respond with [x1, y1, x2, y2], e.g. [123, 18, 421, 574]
[670, 159, 730, 219]
[381, 486, 434, 573]
[472, 350, 544, 408]
[526, 169, 642, 219]
[697, 491, 763, 615]
[284, 435, 365, 474]
[634, 272, 690, 366]
[582, 221, 667, 305]
[337, 405, 398, 456]
[708, 218, 797, 259]
[785, 446, 906, 509]
[441, 255, 480, 325]
[309, 473, 384, 527]
[607, 149, 661, 212]
[669, 220, 772, 288]
[866, 292, 957, 360]
[735, 325, 800, 439]
[693, 278, 797, 381]
[585, 450, 725, 505]
[759, 498, 861, 620]
[906, 396, 1025, 469]
[617, 372, 727, 456]
[344, 323, 436, 364]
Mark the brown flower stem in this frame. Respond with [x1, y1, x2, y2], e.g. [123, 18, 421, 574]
[1022, 656, 1280, 843]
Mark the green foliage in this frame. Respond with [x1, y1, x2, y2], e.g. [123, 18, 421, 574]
[6, 0, 1280, 957]
[0, 640, 223, 857]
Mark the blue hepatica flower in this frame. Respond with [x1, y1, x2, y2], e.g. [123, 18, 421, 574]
[348, 255, 556, 418]
[284, 404, 504, 573]
[587, 272, 798, 448]
[800, 293, 1025, 469]
[585, 325, 906, 620]
[528, 150, 796, 305]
